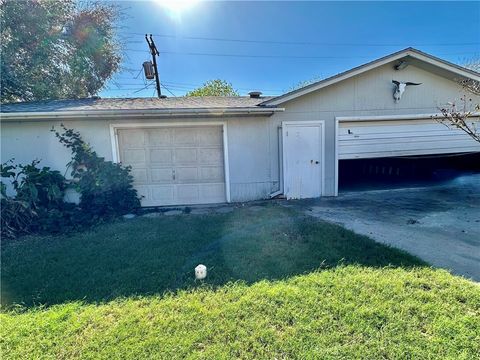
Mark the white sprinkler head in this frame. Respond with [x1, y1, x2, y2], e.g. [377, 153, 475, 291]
[195, 264, 207, 280]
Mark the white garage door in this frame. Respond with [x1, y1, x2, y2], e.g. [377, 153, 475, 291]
[118, 126, 226, 206]
[339, 119, 480, 159]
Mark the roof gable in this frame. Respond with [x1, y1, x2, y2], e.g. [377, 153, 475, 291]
[261, 48, 480, 106]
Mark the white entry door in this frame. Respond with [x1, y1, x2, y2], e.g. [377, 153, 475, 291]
[117, 126, 226, 206]
[283, 121, 324, 199]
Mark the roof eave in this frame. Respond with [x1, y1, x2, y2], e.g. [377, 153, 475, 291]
[0, 107, 285, 121]
[261, 48, 480, 106]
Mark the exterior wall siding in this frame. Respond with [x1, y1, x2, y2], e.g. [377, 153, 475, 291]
[0, 116, 274, 203]
[269, 62, 480, 196]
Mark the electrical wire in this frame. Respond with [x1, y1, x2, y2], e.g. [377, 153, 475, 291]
[120, 32, 480, 47]
[161, 84, 177, 97]
[124, 49, 479, 60]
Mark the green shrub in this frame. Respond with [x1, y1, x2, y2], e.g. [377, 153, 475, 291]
[52, 125, 140, 218]
[1, 160, 38, 238]
[0, 197, 36, 239]
[1, 126, 141, 239]
[10, 160, 66, 209]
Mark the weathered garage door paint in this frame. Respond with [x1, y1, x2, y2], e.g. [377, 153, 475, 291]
[118, 126, 226, 206]
[283, 121, 324, 199]
[339, 119, 480, 159]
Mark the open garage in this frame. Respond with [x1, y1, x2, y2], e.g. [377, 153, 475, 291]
[336, 116, 480, 192]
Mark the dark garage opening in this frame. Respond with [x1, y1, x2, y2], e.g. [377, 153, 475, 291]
[339, 152, 480, 192]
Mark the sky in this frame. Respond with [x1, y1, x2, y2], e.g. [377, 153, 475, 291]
[100, 1, 480, 98]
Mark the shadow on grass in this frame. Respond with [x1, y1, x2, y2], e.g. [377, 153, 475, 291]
[1, 204, 427, 308]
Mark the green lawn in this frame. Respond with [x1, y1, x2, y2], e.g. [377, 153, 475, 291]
[1, 204, 422, 307]
[1, 204, 479, 359]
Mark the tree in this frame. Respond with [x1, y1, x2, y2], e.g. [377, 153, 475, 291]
[436, 59, 480, 143]
[186, 79, 239, 97]
[1, 0, 122, 103]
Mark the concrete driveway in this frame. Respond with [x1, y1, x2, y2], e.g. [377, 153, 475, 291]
[302, 174, 480, 281]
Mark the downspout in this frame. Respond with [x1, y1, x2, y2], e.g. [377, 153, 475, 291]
[269, 125, 283, 198]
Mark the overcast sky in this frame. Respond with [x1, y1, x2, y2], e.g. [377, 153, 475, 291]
[101, 1, 480, 98]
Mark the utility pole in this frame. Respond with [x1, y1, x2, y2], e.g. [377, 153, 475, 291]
[145, 34, 165, 98]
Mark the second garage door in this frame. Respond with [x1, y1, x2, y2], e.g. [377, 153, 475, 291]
[118, 126, 226, 206]
[339, 119, 480, 159]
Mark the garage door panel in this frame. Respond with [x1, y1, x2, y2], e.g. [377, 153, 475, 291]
[198, 127, 222, 145]
[150, 168, 173, 183]
[198, 148, 223, 165]
[341, 135, 474, 148]
[175, 184, 200, 202]
[200, 167, 224, 181]
[118, 126, 226, 206]
[120, 129, 145, 147]
[135, 185, 150, 200]
[151, 185, 174, 202]
[122, 149, 146, 164]
[341, 120, 479, 133]
[174, 128, 197, 145]
[130, 168, 149, 184]
[340, 146, 480, 160]
[339, 119, 480, 160]
[340, 128, 474, 141]
[176, 167, 199, 182]
[174, 148, 198, 164]
[150, 149, 173, 165]
[200, 183, 227, 202]
[148, 128, 172, 146]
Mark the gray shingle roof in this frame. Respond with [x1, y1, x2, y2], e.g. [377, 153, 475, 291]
[0, 96, 275, 113]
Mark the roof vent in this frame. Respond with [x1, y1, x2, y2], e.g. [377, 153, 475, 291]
[248, 91, 262, 98]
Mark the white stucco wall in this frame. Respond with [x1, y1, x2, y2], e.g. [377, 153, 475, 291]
[0, 116, 274, 202]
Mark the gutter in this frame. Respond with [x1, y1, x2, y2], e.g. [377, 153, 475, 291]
[0, 107, 285, 121]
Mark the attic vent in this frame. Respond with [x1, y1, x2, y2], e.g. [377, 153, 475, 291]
[248, 91, 262, 98]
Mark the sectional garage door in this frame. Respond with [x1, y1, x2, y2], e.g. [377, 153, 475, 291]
[339, 119, 480, 159]
[118, 126, 226, 206]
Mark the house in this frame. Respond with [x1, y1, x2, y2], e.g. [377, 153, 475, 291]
[1, 48, 479, 206]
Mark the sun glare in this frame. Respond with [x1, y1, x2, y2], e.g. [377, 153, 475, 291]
[155, 0, 199, 14]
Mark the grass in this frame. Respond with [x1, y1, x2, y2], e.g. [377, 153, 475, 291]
[1, 204, 424, 307]
[1, 267, 479, 359]
[1, 204, 479, 359]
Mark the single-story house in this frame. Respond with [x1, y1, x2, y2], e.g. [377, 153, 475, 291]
[1, 48, 479, 206]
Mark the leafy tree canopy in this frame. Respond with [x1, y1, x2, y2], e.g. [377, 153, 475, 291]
[1, 0, 122, 103]
[186, 79, 239, 97]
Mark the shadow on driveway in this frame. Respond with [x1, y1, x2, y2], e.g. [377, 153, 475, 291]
[301, 174, 480, 281]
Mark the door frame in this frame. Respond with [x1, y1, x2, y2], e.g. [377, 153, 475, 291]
[282, 120, 325, 199]
[109, 121, 231, 203]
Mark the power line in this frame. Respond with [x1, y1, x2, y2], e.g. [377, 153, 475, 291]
[103, 81, 285, 95]
[161, 84, 177, 97]
[120, 32, 480, 47]
[125, 49, 479, 60]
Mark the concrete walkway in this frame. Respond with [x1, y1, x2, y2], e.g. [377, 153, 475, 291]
[302, 174, 480, 282]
